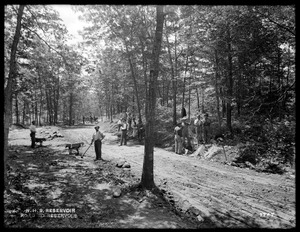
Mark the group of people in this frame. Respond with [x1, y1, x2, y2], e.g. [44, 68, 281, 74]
[117, 113, 145, 146]
[83, 115, 98, 124]
[174, 112, 211, 155]
[29, 109, 211, 160]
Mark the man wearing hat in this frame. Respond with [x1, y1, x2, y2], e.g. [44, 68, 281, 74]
[203, 113, 211, 144]
[181, 116, 191, 150]
[91, 125, 105, 161]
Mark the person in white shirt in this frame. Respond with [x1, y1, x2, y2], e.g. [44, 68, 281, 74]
[29, 121, 36, 148]
[120, 119, 128, 146]
[194, 114, 203, 146]
[91, 126, 105, 161]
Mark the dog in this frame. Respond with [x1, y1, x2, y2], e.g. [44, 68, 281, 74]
[35, 137, 46, 146]
[65, 142, 84, 155]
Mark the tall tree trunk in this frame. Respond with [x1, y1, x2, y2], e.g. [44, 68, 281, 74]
[181, 48, 189, 110]
[54, 76, 60, 125]
[196, 87, 200, 110]
[226, 26, 233, 135]
[69, 92, 73, 126]
[164, 21, 177, 125]
[15, 93, 19, 124]
[34, 88, 38, 124]
[201, 87, 205, 113]
[22, 100, 26, 125]
[4, 5, 25, 189]
[126, 47, 142, 124]
[188, 74, 191, 120]
[139, 36, 149, 124]
[141, 5, 164, 190]
[214, 49, 221, 128]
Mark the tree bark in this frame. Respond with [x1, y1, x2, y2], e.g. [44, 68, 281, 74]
[15, 93, 19, 124]
[141, 5, 164, 190]
[125, 44, 142, 124]
[226, 26, 233, 134]
[4, 5, 25, 189]
[164, 21, 177, 125]
[214, 49, 222, 128]
[69, 92, 73, 126]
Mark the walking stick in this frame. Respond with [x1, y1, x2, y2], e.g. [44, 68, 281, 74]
[81, 143, 92, 158]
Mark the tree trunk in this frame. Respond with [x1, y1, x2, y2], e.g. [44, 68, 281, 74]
[141, 5, 164, 190]
[22, 100, 26, 125]
[196, 87, 200, 110]
[126, 46, 142, 124]
[15, 93, 19, 124]
[188, 75, 191, 120]
[69, 92, 73, 126]
[164, 21, 177, 125]
[181, 49, 189, 110]
[34, 89, 38, 124]
[4, 5, 25, 189]
[201, 87, 205, 113]
[214, 49, 222, 128]
[226, 26, 233, 135]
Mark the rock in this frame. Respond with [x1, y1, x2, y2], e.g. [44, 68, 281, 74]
[197, 215, 204, 222]
[204, 145, 223, 160]
[245, 161, 256, 169]
[122, 162, 131, 168]
[116, 160, 126, 168]
[189, 207, 201, 216]
[113, 188, 122, 198]
[191, 145, 206, 157]
[181, 200, 190, 213]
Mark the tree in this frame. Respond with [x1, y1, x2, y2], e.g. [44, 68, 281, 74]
[4, 5, 25, 189]
[141, 5, 164, 189]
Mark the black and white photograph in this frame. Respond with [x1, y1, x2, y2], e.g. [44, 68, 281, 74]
[4, 5, 295, 228]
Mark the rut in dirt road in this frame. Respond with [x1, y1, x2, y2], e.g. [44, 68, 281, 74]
[62, 124, 295, 228]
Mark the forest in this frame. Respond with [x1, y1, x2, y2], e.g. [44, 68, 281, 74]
[3, 5, 296, 228]
[5, 5, 295, 185]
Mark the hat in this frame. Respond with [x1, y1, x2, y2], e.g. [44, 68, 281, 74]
[95, 126, 100, 129]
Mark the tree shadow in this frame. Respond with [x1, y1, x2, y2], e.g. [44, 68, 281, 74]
[5, 145, 137, 228]
[6, 144, 197, 229]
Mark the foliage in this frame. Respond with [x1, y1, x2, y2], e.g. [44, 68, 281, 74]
[234, 116, 295, 173]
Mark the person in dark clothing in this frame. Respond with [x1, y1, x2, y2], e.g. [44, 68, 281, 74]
[194, 114, 203, 145]
[174, 123, 183, 154]
[29, 121, 36, 148]
[137, 120, 144, 142]
[181, 107, 187, 118]
[91, 126, 105, 161]
[120, 119, 128, 146]
[181, 117, 191, 149]
[203, 113, 211, 144]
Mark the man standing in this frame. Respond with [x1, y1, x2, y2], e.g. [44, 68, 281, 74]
[91, 126, 105, 161]
[174, 123, 183, 154]
[137, 120, 144, 142]
[29, 121, 36, 148]
[181, 116, 191, 149]
[194, 114, 203, 146]
[120, 119, 128, 146]
[203, 113, 211, 144]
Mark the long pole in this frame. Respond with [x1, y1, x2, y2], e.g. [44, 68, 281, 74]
[81, 143, 92, 158]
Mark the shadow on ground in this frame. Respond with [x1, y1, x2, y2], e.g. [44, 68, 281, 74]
[5, 144, 195, 228]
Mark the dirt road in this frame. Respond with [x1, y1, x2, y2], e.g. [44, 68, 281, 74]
[60, 122, 295, 228]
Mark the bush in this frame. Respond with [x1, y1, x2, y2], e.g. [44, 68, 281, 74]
[234, 116, 295, 173]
